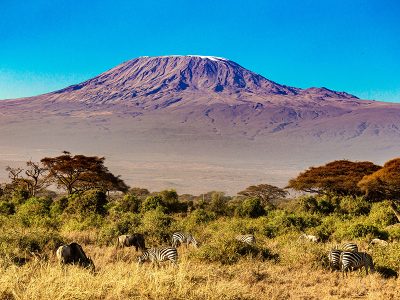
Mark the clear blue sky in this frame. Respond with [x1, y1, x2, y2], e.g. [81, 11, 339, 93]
[1, 0, 399, 102]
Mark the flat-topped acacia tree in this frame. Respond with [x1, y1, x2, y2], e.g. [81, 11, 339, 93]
[358, 158, 400, 222]
[41, 151, 128, 195]
[287, 160, 381, 196]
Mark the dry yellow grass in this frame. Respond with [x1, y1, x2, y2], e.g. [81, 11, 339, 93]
[0, 244, 398, 300]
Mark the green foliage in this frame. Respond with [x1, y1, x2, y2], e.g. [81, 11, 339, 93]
[139, 207, 172, 244]
[114, 193, 142, 213]
[299, 195, 335, 214]
[140, 195, 166, 213]
[192, 237, 277, 265]
[98, 212, 142, 245]
[367, 201, 397, 227]
[335, 223, 388, 240]
[235, 197, 265, 218]
[66, 189, 108, 216]
[0, 228, 64, 264]
[0, 201, 15, 215]
[386, 224, 400, 240]
[339, 196, 371, 215]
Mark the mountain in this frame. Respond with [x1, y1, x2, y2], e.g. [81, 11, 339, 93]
[1, 55, 399, 194]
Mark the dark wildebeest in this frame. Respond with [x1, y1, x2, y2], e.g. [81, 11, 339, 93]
[116, 234, 146, 251]
[56, 242, 95, 271]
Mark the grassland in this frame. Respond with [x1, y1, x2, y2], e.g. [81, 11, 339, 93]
[1, 232, 399, 300]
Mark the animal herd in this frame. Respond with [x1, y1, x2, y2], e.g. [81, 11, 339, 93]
[56, 231, 381, 276]
[328, 242, 375, 275]
[55, 232, 255, 270]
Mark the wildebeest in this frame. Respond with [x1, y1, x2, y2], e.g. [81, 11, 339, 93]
[56, 242, 95, 271]
[116, 234, 146, 251]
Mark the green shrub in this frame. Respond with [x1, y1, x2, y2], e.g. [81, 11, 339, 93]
[0, 201, 15, 215]
[339, 196, 371, 216]
[66, 190, 108, 216]
[192, 237, 277, 265]
[99, 212, 142, 245]
[386, 224, 400, 240]
[113, 193, 142, 213]
[140, 195, 166, 213]
[367, 201, 397, 227]
[139, 207, 172, 244]
[336, 223, 388, 240]
[235, 197, 265, 218]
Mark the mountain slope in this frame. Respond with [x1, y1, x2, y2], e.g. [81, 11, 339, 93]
[0, 55, 399, 193]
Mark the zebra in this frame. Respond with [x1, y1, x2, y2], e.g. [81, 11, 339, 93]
[171, 232, 198, 248]
[340, 251, 375, 275]
[137, 247, 178, 266]
[235, 234, 256, 245]
[341, 242, 359, 252]
[328, 249, 342, 270]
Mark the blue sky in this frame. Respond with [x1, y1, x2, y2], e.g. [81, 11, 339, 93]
[0, 0, 399, 102]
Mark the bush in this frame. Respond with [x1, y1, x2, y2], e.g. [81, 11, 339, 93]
[139, 207, 172, 244]
[336, 223, 388, 240]
[235, 197, 265, 218]
[192, 237, 277, 265]
[66, 190, 108, 216]
[367, 201, 398, 227]
[140, 195, 166, 213]
[0, 201, 15, 215]
[339, 196, 371, 216]
[98, 212, 141, 245]
[114, 193, 142, 213]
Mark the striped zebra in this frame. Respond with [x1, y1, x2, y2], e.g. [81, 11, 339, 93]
[171, 232, 198, 248]
[340, 251, 374, 275]
[235, 234, 256, 245]
[328, 249, 342, 270]
[341, 242, 359, 252]
[137, 247, 178, 266]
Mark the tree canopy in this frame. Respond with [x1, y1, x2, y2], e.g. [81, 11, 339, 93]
[238, 184, 288, 207]
[41, 152, 128, 194]
[287, 160, 381, 196]
[358, 158, 400, 201]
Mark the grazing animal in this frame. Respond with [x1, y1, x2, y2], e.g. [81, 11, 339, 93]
[369, 238, 388, 246]
[340, 251, 374, 275]
[341, 242, 359, 252]
[236, 234, 256, 245]
[56, 242, 95, 271]
[138, 247, 178, 266]
[328, 249, 342, 270]
[171, 232, 198, 248]
[298, 233, 319, 243]
[116, 234, 146, 251]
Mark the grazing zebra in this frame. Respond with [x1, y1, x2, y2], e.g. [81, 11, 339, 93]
[171, 232, 198, 248]
[340, 251, 374, 275]
[328, 249, 342, 270]
[138, 247, 178, 266]
[341, 242, 359, 252]
[235, 234, 256, 245]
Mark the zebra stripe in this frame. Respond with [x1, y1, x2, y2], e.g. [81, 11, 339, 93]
[138, 247, 178, 265]
[172, 232, 198, 247]
[340, 251, 374, 275]
[328, 249, 342, 270]
[235, 234, 256, 245]
[342, 243, 359, 252]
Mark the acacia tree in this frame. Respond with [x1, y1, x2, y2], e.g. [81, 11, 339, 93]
[5, 161, 49, 197]
[237, 184, 288, 208]
[358, 158, 400, 222]
[41, 152, 129, 195]
[287, 160, 381, 196]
